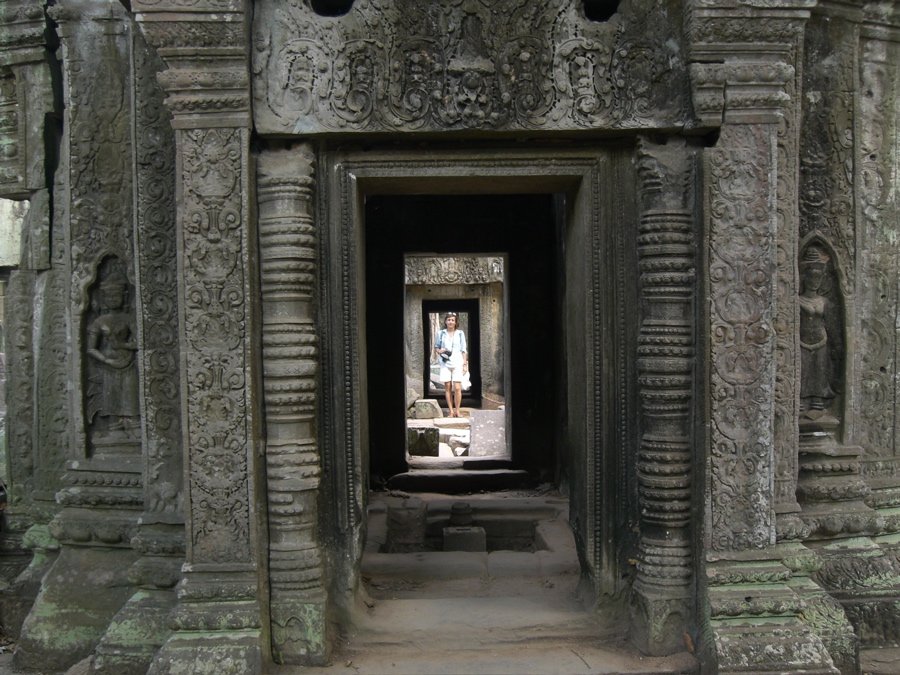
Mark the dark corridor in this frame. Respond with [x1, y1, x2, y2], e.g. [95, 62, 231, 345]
[364, 194, 563, 484]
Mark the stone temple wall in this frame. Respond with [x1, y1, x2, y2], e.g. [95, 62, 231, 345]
[0, 0, 896, 673]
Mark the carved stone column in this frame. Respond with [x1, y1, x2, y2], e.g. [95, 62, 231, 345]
[859, 4, 900, 650]
[92, 23, 185, 675]
[258, 145, 330, 665]
[0, 0, 53, 200]
[799, 1, 900, 652]
[630, 136, 698, 656]
[14, 2, 142, 669]
[688, 1, 839, 672]
[0, 0, 61, 636]
[134, 1, 266, 670]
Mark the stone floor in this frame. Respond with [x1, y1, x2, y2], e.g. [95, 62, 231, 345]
[2, 490, 899, 674]
[285, 490, 700, 675]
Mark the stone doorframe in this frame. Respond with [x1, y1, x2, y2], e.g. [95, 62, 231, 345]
[313, 144, 697, 656]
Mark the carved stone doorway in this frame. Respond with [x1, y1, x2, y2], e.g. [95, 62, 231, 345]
[320, 147, 636, 623]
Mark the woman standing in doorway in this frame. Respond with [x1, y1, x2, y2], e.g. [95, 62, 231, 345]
[435, 312, 468, 418]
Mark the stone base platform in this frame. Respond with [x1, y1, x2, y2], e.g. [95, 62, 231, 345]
[387, 469, 532, 493]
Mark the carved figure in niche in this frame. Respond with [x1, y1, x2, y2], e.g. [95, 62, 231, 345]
[799, 244, 842, 422]
[85, 257, 140, 448]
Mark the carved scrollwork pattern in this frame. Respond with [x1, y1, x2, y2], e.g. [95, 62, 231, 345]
[772, 42, 802, 530]
[134, 26, 183, 515]
[253, 0, 689, 134]
[799, 13, 856, 287]
[855, 33, 898, 467]
[181, 127, 252, 564]
[34, 178, 70, 504]
[707, 124, 776, 552]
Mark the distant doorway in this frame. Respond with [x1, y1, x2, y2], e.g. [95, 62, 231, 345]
[422, 299, 481, 404]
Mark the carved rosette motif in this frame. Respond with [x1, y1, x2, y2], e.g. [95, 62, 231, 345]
[253, 0, 689, 134]
[0, 67, 24, 189]
[631, 137, 697, 655]
[707, 123, 777, 552]
[5, 269, 36, 509]
[257, 145, 328, 664]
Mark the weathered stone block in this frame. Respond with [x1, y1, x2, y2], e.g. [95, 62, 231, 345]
[386, 499, 427, 553]
[14, 546, 139, 672]
[443, 526, 486, 553]
[408, 426, 439, 456]
[414, 399, 443, 419]
[468, 410, 507, 457]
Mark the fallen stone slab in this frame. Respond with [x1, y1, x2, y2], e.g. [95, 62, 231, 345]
[469, 409, 507, 457]
[414, 399, 443, 419]
[439, 428, 470, 443]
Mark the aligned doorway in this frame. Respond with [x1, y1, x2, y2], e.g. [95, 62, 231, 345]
[364, 194, 563, 485]
[320, 148, 638, 612]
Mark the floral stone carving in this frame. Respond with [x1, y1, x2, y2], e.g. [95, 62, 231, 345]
[252, 0, 690, 134]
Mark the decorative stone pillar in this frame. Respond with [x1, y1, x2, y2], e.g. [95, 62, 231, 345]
[859, 5, 900, 651]
[258, 145, 330, 664]
[93, 22, 185, 675]
[0, 0, 53, 201]
[134, 1, 266, 670]
[14, 2, 142, 669]
[688, 1, 838, 672]
[0, 0, 60, 636]
[773, 8, 807, 545]
[799, 1, 900, 651]
[630, 136, 698, 656]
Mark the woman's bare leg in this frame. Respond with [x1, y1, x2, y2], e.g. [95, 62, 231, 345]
[444, 382, 455, 416]
[454, 382, 462, 415]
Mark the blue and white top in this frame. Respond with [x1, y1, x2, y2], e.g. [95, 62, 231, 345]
[434, 329, 467, 368]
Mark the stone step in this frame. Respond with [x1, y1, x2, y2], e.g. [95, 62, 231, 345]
[432, 417, 471, 430]
[310, 642, 699, 675]
[387, 469, 532, 493]
[463, 456, 513, 470]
